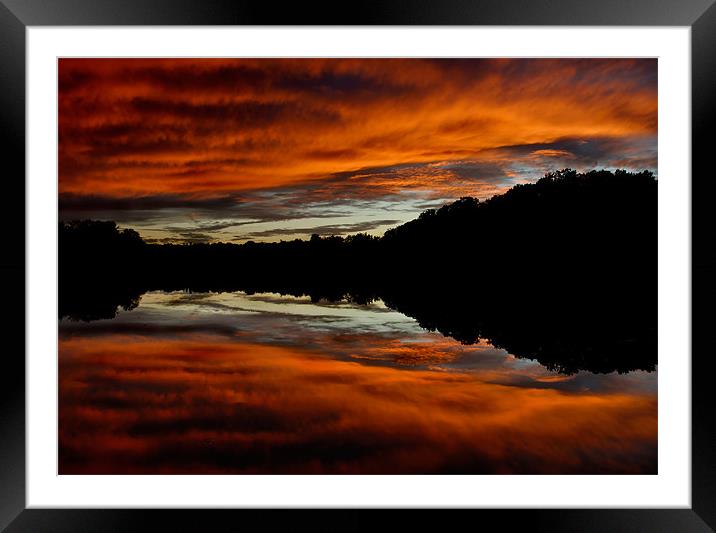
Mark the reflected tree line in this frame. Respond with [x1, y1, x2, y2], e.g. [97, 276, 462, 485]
[59, 169, 657, 374]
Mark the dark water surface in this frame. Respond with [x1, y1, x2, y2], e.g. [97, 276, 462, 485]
[59, 290, 657, 474]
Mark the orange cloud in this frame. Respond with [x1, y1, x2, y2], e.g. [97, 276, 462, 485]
[59, 334, 657, 474]
[59, 58, 657, 199]
[58, 59, 657, 243]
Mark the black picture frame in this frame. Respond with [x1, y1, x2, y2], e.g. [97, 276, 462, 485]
[1, 1, 713, 531]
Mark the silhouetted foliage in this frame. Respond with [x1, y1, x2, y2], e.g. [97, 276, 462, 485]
[59, 169, 656, 374]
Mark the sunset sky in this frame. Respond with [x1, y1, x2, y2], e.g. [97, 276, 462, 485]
[58, 58, 657, 243]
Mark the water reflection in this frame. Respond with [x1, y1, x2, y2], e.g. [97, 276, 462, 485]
[59, 291, 656, 474]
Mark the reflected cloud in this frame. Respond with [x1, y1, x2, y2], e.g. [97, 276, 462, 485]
[59, 328, 657, 474]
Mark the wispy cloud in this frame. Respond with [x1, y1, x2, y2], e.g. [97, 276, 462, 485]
[238, 219, 403, 240]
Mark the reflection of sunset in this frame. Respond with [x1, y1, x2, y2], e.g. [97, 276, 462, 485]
[59, 330, 656, 474]
[59, 58, 657, 243]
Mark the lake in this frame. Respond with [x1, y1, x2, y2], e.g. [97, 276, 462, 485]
[59, 290, 657, 474]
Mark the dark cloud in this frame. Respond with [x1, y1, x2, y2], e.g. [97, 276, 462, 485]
[439, 161, 512, 182]
[145, 233, 217, 245]
[175, 231, 214, 242]
[239, 219, 403, 240]
[59, 193, 240, 213]
[59, 188, 359, 229]
[493, 135, 657, 171]
[496, 137, 620, 159]
[128, 97, 338, 128]
[84, 137, 195, 158]
[165, 220, 242, 233]
[58, 68, 98, 92]
[62, 59, 418, 102]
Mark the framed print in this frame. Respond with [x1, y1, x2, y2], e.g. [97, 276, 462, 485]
[1, 0, 714, 531]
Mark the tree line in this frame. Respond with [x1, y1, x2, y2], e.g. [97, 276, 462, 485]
[59, 169, 657, 374]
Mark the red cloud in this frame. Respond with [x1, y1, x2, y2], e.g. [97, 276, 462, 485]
[59, 58, 657, 200]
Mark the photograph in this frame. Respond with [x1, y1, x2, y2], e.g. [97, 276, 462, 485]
[57, 57, 657, 475]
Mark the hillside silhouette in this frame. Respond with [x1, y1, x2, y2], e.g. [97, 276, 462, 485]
[59, 169, 657, 374]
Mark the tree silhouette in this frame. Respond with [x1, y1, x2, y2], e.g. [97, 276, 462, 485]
[59, 169, 656, 373]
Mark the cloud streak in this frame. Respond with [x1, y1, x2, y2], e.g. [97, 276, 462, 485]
[238, 219, 403, 240]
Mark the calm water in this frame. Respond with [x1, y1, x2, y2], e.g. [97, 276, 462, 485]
[59, 291, 657, 474]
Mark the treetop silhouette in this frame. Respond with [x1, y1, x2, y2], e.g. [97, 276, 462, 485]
[59, 169, 656, 374]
